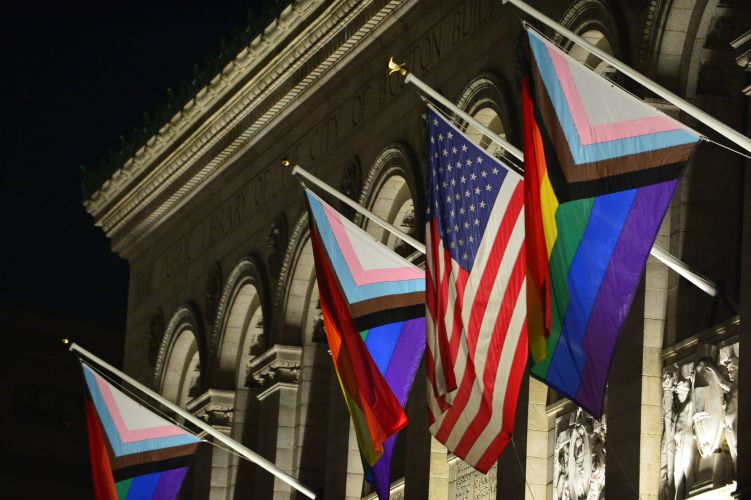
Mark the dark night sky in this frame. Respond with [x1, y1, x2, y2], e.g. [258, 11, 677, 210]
[0, 2, 255, 329]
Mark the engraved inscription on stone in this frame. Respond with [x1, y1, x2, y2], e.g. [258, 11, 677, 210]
[553, 409, 606, 500]
[659, 341, 738, 499]
[452, 459, 497, 500]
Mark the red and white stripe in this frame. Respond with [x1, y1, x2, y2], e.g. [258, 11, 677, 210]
[426, 177, 528, 473]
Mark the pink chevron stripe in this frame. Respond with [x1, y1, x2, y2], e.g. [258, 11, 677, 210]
[546, 44, 680, 146]
[322, 202, 423, 287]
[94, 373, 190, 443]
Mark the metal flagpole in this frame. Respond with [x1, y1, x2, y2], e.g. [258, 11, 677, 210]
[288, 162, 427, 255]
[502, 0, 751, 156]
[387, 60, 720, 298]
[66, 340, 317, 499]
[388, 58, 524, 167]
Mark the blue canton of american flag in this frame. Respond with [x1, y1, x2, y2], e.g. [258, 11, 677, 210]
[424, 105, 528, 473]
[427, 113, 510, 271]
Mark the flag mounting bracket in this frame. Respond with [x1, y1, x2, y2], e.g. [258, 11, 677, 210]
[388, 57, 407, 76]
[389, 54, 719, 299]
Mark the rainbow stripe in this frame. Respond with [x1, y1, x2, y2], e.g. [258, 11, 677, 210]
[82, 364, 198, 500]
[306, 190, 425, 499]
[524, 29, 700, 417]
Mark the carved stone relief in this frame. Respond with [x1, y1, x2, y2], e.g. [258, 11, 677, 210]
[147, 308, 165, 367]
[205, 262, 222, 327]
[553, 408, 606, 500]
[339, 156, 362, 220]
[310, 298, 326, 344]
[450, 459, 497, 500]
[247, 345, 302, 390]
[186, 389, 235, 434]
[267, 212, 288, 279]
[659, 341, 738, 499]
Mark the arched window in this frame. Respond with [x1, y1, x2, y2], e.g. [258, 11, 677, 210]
[211, 257, 268, 389]
[158, 306, 203, 407]
[274, 213, 330, 488]
[456, 73, 515, 159]
[358, 145, 421, 258]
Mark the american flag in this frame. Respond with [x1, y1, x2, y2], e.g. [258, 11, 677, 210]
[425, 105, 528, 473]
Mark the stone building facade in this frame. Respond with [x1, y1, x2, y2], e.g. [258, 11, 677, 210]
[84, 0, 751, 498]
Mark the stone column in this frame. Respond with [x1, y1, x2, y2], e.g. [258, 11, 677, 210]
[735, 120, 751, 498]
[605, 284, 646, 499]
[248, 345, 302, 499]
[636, 212, 677, 500]
[230, 387, 260, 498]
[293, 342, 330, 493]
[404, 361, 449, 500]
[497, 374, 528, 498]
[186, 389, 235, 500]
[525, 378, 552, 500]
[324, 373, 364, 499]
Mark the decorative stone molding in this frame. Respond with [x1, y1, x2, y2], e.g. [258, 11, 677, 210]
[153, 303, 204, 390]
[363, 478, 405, 500]
[147, 308, 165, 368]
[205, 262, 223, 327]
[554, 0, 623, 53]
[186, 388, 236, 434]
[272, 212, 311, 339]
[247, 345, 302, 391]
[731, 30, 751, 70]
[448, 455, 497, 499]
[731, 30, 751, 95]
[267, 212, 288, 279]
[355, 143, 423, 233]
[660, 336, 739, 498]
[455, 73, 517, 146]
[553, 408, 606, 500]
[339, 155, 362, 219]
[310, 298, 326, 344]
[84, 0, 414, 256]
[208, 255, 268, 373]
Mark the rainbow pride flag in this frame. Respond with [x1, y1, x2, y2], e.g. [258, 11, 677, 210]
[523, 29, 701, 417]
[82, 363, 199, 500]
[306, 189, 425, 499]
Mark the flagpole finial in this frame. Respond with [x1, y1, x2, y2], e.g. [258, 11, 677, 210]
[281, 159, 291, 167]
[388, 57, 407, 77]
[62, 337, 69, 345]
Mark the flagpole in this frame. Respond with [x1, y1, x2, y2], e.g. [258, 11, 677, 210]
[388, 61, 719, 298]
[501, 0, 751, 156]
[288, 163, 427, 255]
[388, 58, 524, 167]
[66, 341, 317, 499]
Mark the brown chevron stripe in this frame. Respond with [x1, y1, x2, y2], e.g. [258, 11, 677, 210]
[91, 410, 198, 472]
[530, 58, 695, 185]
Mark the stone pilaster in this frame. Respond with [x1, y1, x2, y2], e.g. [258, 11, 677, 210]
[324, 373, 364, 500]
[637, 210, 675, 500]
[248, 345, 302, 499]
[404, 361, 449, 499]
[605, 283, 646, 499]
[525, 378, 552, 500]
[292, 342, 330, 492]
[497, 374, 528, 498]
[186, 389, 235, 500]
[230, 387, 260, 498]
[735, 116, 751, 499]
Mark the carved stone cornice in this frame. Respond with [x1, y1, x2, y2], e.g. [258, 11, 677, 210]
[186, 388, 235, 433]
[247, 344, 302, 392]
[84, 0, 412, 256]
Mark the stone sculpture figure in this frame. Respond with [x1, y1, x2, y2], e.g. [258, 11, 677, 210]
[672, 363, 697, 500]
[718, 344, 738, 470]
[659, 341, 739, 499]
[554, 409, 605, 500]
